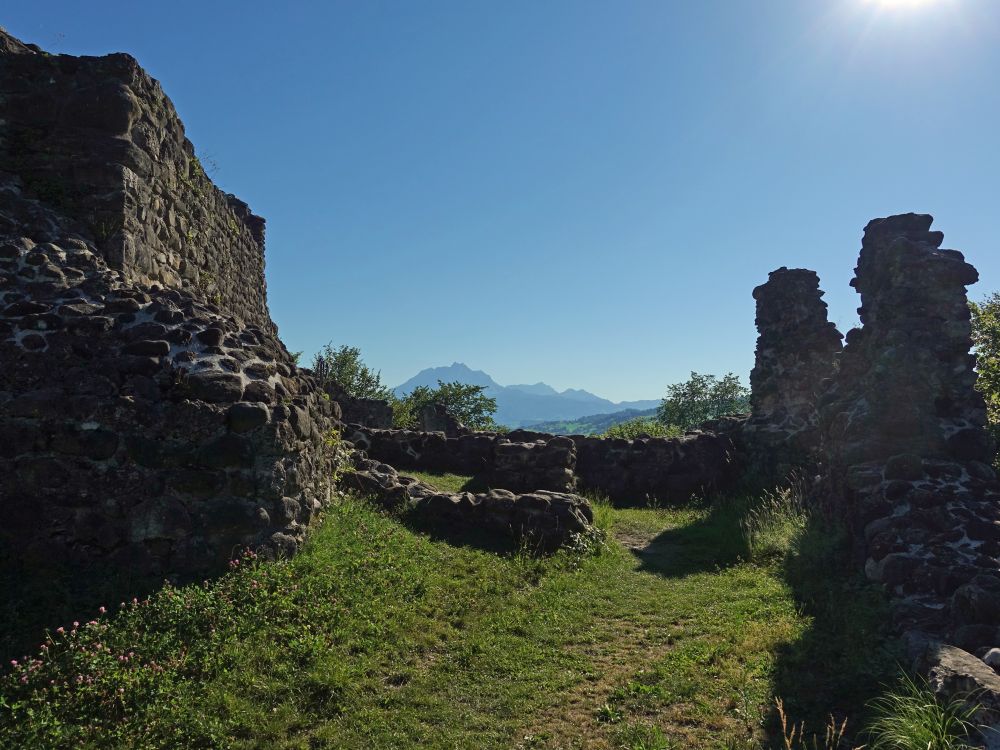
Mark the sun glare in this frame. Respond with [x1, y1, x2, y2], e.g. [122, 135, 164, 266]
[865, 0, 938, 8]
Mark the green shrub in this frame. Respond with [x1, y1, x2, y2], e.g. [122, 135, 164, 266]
[392, 380, 501, 431]
[971, 292, 1000, 468]
[656, 371, 750, 430]
[310, 343, 392, 400]
[604, 417, 682, 440]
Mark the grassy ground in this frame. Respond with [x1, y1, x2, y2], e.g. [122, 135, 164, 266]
[0, 477, 901, 749]
[404, 469, 486, 493]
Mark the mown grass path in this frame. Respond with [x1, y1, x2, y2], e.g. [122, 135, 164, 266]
[0, 476, 899, 749]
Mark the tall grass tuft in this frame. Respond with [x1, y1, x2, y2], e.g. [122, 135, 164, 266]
[866, 674, 979, 750]
[775, 698, 857, 750]
[740, 481, 808, 562]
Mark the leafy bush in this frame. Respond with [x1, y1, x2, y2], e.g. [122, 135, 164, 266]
[866, 674, 978, 750]
[392, 380, 500, 431]
[604, 417, 682, 440]
[310, 343, 391, 400]
[656, 372, 749, 431]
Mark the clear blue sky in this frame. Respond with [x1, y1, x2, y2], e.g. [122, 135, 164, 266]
[6, 1, 999, 401]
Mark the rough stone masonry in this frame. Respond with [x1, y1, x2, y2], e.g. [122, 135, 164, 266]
[0, 30, 341, 575]
[817, 215, 1000, 724]
[0, 29, 597, 574]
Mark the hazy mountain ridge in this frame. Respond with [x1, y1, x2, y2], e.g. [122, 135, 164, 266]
[523, 407, 660, 436]
[393, 363, 659, 428]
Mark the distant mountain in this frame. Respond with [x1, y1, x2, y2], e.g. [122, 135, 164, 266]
[393, 363, 659, 428]
[524, 407, 659, 436]
[393, 363, 499, 393]
[507, 383, 559, 397]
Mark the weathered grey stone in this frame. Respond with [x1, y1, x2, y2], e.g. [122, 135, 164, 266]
[227, 402, 269, 433]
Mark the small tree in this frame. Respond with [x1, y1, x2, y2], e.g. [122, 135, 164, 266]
[393, 380, 499, 431]
[310, 344, 391, 401]
[656, 372, 749, 430]
[971, 293, 1000, 464]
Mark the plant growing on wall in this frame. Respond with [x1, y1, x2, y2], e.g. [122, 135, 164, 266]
[310, 343, 392, 401]
[971, 292, 1000, 465]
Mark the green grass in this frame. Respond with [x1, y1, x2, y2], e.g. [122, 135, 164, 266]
[866, 674, 978, 750]
[403, 469, 486, 494]
[0, 481, 905, 749]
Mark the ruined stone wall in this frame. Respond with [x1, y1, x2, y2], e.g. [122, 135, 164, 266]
[343, 454, 593, 548]
[571, 429, 740, 504]
[747, 267, 842, 470]
[0, 32, 272, 333]
[817, 215, 1000, 721]
[0, 32, 340, 577]
[324, 384, 394, 429]
[350, 425, 740, 504]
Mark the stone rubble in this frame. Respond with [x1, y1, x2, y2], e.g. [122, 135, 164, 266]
[342, 454, 594, 547]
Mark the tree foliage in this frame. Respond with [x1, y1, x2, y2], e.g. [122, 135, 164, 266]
[393, 380, 500, 431]
[310, 344, 391, 401]
[656, 372, 749, 430]
[971, 292, 1000, 462]
[604, 417, 682, 440]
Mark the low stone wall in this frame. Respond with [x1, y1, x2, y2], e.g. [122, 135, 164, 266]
[572, 429, 740, 504]
[324, 385, 393, 428]
[493, 437, 576, 494]
[348, 424, 740, 504]
[343, 454, 593, 547]
[346, 427, 497, 477]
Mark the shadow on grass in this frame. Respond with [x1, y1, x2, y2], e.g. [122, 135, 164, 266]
[631, 500, 750, 578]
[626, 495, 901, 741]
[767, 515, 902, 740]
[0, 546, 165, 662]
[398, 512, 527, 557]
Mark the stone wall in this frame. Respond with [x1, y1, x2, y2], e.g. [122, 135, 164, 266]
[343, 454, 593, 548]
[0, 31, 272, 333]
[349, 424, 740, 504]
[0, 32, 341, 577]
[347, 427, 497, 477]
[324, 384, 394, 428]
[747, 267, 842, 469]
[572, 428, 740, 504]
[817, 214, 1000, 724]
[493, 437, 577, 494]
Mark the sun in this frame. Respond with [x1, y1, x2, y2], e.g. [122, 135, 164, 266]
[864, 0, 938, 7]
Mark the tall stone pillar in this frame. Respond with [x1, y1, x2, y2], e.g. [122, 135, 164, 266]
[747, 267, 843, 469]
[820, 214, 999, 650]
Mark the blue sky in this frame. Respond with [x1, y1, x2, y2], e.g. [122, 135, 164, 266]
[6, 1, 999, 401]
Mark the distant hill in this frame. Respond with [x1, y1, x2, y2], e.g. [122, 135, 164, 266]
[523, 407, 659, 436]
[393, 363, 659, 428]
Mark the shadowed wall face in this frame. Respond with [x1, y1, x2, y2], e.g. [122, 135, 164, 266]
[0, 30, 340, 577]
[0, 31, 273, 333]
[748, 266, 843, 461]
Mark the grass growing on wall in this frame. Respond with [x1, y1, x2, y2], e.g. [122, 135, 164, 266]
[0, 487, 908, 749]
